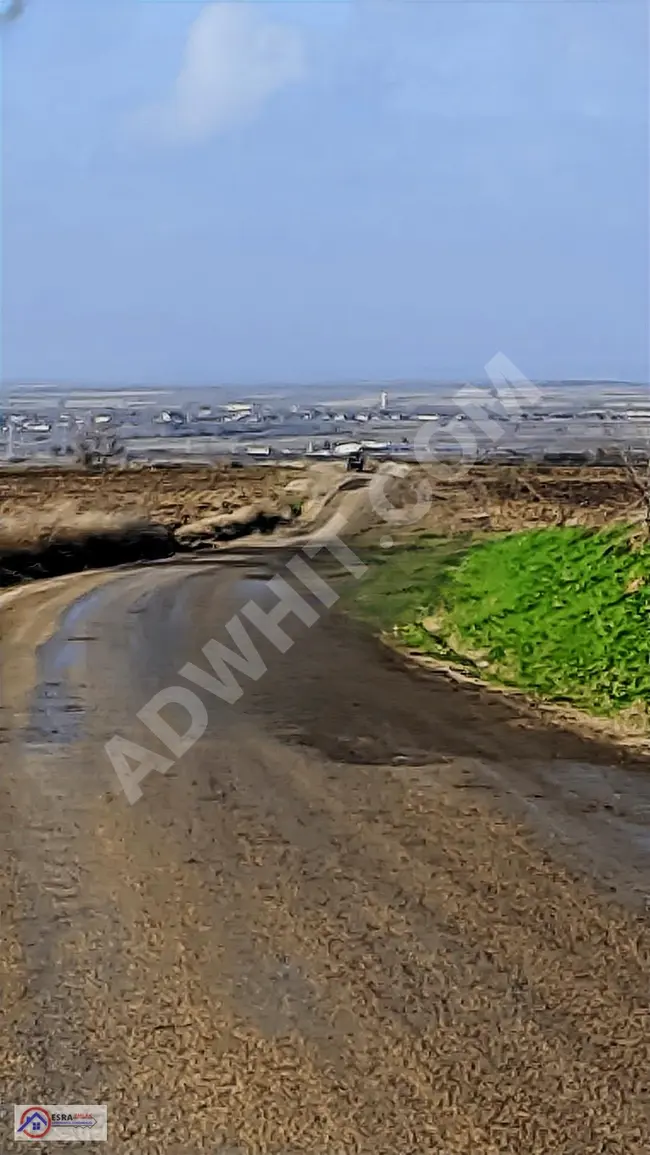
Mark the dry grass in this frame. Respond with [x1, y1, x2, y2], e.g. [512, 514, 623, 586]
[0, 501, 147, 552]
[0, 496, 176, 589]
[0, 465, 305, 582]
[0, 463, 301, 533]
[1, 461, 640, 545]
[0, 462, 352, 562]
[0, 463, 340, 584]
[350, 463, 643, 549]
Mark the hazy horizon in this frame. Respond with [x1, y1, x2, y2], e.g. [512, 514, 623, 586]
[2, 377, 650, 401]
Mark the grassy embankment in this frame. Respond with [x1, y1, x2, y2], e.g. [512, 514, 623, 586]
[348, 526, 650, 719]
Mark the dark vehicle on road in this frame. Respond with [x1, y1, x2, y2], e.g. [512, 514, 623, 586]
[346, 449, 365, 473]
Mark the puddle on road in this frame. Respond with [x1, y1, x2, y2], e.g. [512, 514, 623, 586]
[62, 587, 106, 627]
[235, 575, 274, 601]
[22, 595, 95, 748]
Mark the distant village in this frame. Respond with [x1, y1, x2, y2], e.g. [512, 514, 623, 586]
[2, 382, 650, 466]
[0, 387, 453, 465]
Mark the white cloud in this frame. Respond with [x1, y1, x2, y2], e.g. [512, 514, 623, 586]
[135, 3, 305, 144]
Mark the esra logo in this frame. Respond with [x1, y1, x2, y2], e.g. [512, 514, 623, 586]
[16, 1108, 52, 1138]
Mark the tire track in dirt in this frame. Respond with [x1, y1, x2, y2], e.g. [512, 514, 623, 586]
[198, 730, 650, 1151]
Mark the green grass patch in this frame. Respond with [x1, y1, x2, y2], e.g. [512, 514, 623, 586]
[340, 535, 472, 662]
[345, 526, 650, 717]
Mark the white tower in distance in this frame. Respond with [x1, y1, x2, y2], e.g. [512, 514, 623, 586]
[380, 389, 388, 412]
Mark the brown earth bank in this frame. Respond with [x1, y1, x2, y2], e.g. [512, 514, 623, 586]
[0, 464, 303, 587]
[0, 524, 176, 588]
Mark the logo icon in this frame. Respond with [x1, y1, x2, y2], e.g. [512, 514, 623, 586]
[17, 1108, 52, 1139]
[14, 1104, 108, 1142]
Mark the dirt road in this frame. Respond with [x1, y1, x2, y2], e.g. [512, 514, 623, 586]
[1, 555, 649, 1152]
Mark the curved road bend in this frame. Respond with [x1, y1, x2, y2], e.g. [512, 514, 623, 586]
[1, 555, 649, 1153]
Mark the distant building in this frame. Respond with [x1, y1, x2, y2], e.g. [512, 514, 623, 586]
[23, 421, 51, 433]
[333, 441, 363, 456]
[380, 390, 388, 411]
[155, 410, 186, 427]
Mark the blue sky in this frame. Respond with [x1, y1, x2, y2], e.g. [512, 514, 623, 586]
[1, 0, 648, 387]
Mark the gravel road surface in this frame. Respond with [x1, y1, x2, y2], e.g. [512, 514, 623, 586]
[1, 555, 649, 1152]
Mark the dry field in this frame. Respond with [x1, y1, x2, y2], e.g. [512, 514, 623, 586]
[374, 462, 641, 539]
[0, 463, 302, 585]
[0, 460, 641, 533]
[0, 460, 643, 587]
[0, 463, 300, 533]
